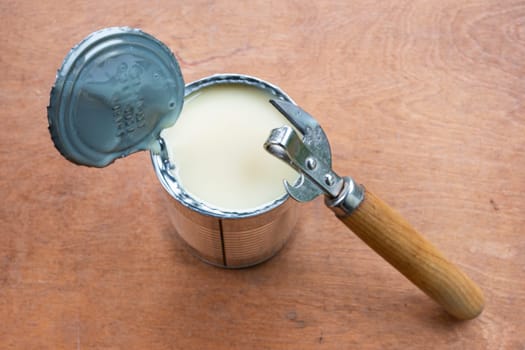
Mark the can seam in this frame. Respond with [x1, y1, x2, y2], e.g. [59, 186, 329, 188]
[218, 219, 227, 267]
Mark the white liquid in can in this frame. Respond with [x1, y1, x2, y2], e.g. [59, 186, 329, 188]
[161, 84, 298, 211]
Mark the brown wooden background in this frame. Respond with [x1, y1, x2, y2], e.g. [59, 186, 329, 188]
[1, 1, 524, 349]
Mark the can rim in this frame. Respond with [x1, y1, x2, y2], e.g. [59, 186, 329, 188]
[150, 73, 297, 219]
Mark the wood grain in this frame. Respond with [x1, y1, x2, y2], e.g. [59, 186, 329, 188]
[341, 188, 484, 320]
[1, 0, 524, 349]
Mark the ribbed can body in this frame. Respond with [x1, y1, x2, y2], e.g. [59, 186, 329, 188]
[151, 74, 298, 268]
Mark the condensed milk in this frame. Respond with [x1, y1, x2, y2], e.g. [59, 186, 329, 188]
[161, 84, 298, 211]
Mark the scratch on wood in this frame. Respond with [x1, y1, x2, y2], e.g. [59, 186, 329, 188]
[285, 310, 306, 328]
[174, 45, 252, 67]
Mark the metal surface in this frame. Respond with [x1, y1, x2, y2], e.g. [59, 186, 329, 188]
[151, 74, 299, 268]
[265, 100, 365, 215]
[48, 27, 184, 167]
[264, 125, 343, 199]
[325, 177, 365, 217]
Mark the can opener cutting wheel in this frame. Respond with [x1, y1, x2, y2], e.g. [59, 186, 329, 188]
[265, 99, 484, 320]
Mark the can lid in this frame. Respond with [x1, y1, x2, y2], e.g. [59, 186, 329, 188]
[48, 27, 184, 167]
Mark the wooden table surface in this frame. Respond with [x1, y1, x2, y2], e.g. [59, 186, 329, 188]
[1, 1, 524, 349]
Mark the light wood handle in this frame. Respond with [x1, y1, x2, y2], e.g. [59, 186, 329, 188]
[340, 188, 484, 320]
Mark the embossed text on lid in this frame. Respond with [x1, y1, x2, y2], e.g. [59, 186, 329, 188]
[48, 27, 184, 167]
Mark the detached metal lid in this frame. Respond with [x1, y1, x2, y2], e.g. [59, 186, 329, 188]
[48, 27, 184, 167]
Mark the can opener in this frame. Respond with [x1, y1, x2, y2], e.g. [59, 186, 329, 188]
[265, 99, 484, 320]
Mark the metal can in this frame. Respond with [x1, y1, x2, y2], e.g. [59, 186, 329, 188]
[150, 74, 299, 268]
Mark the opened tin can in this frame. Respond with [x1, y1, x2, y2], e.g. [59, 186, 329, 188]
[47, 28, 298, 268]
[151, 74, 299, 268]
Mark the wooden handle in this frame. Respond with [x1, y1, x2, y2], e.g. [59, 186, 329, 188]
[341, 188, 484, 320]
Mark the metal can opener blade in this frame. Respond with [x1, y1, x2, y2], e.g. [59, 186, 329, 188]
[264, 99, 363, 215]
